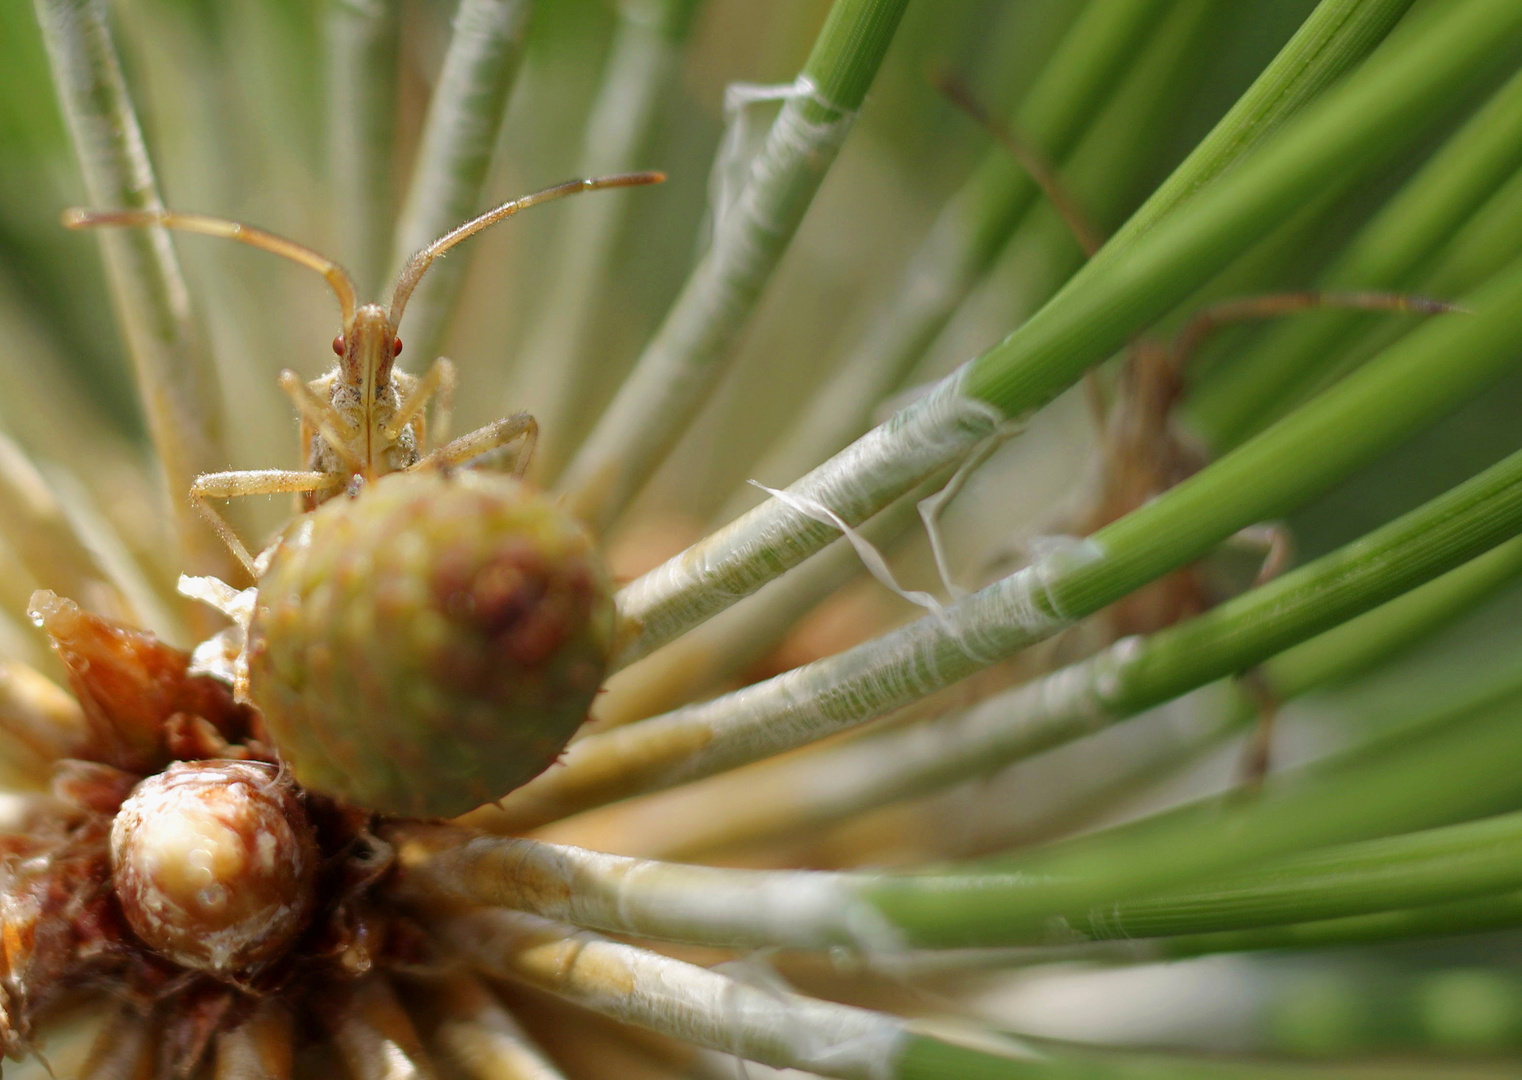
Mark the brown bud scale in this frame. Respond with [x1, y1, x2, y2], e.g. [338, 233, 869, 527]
[28, 591, 253, 773]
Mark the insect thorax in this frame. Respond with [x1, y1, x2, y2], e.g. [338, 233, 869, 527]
[305, 369, 421, 507]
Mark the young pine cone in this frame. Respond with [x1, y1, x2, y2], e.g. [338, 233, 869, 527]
[247, 470, 615, 818]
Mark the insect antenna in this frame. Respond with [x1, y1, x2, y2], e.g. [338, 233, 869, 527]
[931, 70, 1106, 258]
[386, 171, 665, 329]
[63, 207, 360, 329]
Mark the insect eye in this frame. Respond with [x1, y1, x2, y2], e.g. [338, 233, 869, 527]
[331, 335, 344, 356]
[393, 336, 403, 356]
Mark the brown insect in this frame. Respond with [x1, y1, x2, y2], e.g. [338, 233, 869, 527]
[939, 75, 1460, 779]
[64, 172, 664, 573]
[938, 72, 1455, 635]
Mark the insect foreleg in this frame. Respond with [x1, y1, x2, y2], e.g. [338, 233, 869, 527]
[385, 358, 457, 449]
[276, 372, 363, 474]
[419, 412, 538, 478]
[192, 469, 344, 574]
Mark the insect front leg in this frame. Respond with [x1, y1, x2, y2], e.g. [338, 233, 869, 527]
[192, 469, 344, 575]
[276, 371, 363, 474]
[419, 412, 539, 478]
[385, 357, 458, 450]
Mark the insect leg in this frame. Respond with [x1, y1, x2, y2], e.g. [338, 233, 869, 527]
[1167, 291, 1462, 376]
[1236, 668, 1282, 789]
[192, 469, 344, 575]
[1222, 522, 1293, 787]
[418, 413, 538, 478]
[277, 372, 363, 474]
[384, 358, 457, 449]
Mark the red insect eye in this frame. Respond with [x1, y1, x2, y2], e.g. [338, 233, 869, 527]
[393, 336, 403, 356]
[331, 335, 344, 356]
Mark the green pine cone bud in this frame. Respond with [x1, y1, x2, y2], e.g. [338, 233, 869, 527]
[247, 470, 615, 817]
